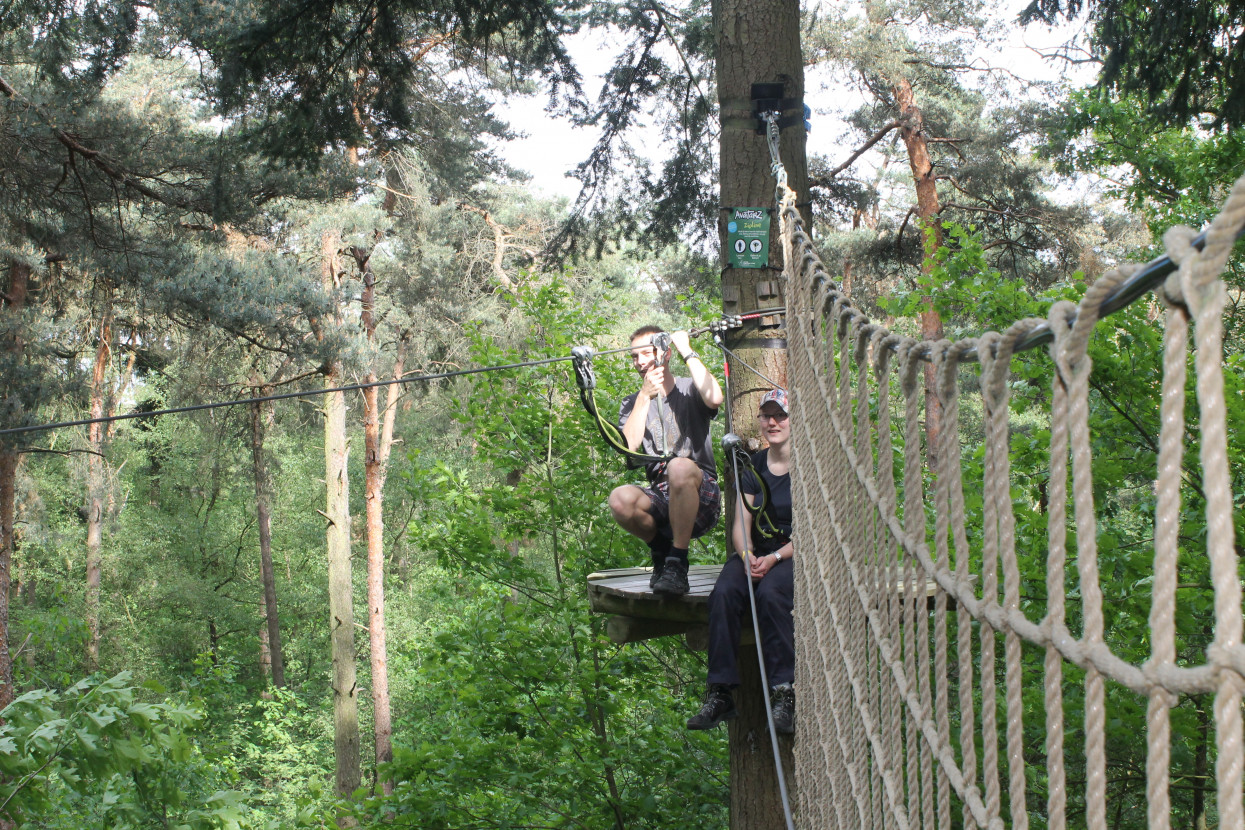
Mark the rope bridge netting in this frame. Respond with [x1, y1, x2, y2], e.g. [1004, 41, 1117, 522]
[782, 171, 1245, 829]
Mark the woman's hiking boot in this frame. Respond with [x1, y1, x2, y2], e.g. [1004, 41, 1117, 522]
[770, 683, 795, 735]
[686, 684, 737, 730]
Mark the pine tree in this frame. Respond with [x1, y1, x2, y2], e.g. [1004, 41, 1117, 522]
[1020, 0, 1245, 128]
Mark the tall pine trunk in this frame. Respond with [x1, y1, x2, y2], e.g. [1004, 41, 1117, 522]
[322, 230, 361, 797]
[85, 297, 112, 672]
[250, 395, 285, 688]
[355, 245, 402, 793]
[892, 75, 946, 462]
[0, 260, 30, 708]
[0, 445, 15, 709]
[716, 0, 807, 430]
[714, 0, 805, 824]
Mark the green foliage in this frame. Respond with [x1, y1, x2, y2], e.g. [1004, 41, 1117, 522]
[879, 222, 1052, 334]
[1046, 89, 1245, 241]
[379, 275, 729, 827]
[0, 672, 253, 828]
[1020, 0, 1245, 129]
[168, 0, 572, 173]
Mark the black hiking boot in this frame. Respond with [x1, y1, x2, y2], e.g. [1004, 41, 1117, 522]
[647, 539, 671, 589]
[651, 556, 689, 597]
[770, 683, 795, 735]
[648, 555, 665, 589]
[687, 684, 737, 730]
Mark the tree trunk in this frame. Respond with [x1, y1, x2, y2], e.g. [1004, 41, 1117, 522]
[0, 260, 31, 708]
[714, 0, 804, 824]
[892, 77, 946, 462]
[714, 0, 804, 439]
[728, 645, 796, 829]
[258, 601, 272, 688]
[85, 298, 112, 672]
[323, 230, 361, 798]
[251, 396, 286, 688]
[357, 246, 402, 793]
[0, 446, 16, 710]
[1194, 697, 1209, 829]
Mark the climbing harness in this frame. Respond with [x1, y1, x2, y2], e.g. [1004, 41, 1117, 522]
[721, 434, 781, 540]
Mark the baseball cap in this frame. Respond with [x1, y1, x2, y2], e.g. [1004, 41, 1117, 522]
[759, 388, 788, 413]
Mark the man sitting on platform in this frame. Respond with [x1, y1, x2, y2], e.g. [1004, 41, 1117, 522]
[687, 388, 795, 734]
[608, 325, 724, 597]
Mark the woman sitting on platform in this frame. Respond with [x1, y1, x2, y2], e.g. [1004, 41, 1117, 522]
[687, 388, 794, 734]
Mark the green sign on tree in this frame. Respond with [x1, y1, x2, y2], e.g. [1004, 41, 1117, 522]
[726, 207, 771, 269]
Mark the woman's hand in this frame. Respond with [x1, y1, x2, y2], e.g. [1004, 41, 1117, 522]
[748, 552, 778, 580]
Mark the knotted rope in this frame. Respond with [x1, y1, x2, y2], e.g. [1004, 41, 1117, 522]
[783, 170, 1245, 829]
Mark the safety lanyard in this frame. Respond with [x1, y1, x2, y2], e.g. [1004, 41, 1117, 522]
[571, 346, 673, 470]
[724, 442, 782, 540]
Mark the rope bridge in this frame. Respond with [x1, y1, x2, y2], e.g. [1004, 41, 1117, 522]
[781, 172, 1245, 829]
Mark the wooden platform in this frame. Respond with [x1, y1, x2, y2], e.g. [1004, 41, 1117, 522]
[586, 563, 955, 646]
[586, 564, 723, 646]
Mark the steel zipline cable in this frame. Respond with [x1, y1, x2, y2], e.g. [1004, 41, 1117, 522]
[0, 307, 789, 439]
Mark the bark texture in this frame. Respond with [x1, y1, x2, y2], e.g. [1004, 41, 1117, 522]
[251, 395, 285, 688]
[322, 230, 361, 797]
[356, 244, 401, 793]
[714, 0, 804, 823]
[0, 260, 30, 708]
[0, 447, 15, 710]
[893, 70, 946, 463]
[714, 0, 805, 442]
[727, 642, 796, 829]
[85, 299, 111, 672]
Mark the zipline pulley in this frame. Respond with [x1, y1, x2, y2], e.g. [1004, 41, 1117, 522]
[571, 346, 597, 391]
[648, 331, 672, 368]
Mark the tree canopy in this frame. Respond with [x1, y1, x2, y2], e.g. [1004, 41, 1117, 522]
[1020, 0, 1245, 128]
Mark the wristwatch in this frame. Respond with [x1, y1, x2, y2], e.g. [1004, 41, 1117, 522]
[681, 350, 700, 362]
[771, 552, 781, 564]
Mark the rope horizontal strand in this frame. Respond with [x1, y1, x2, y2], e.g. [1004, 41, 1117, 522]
[781, 169, 1245, 829]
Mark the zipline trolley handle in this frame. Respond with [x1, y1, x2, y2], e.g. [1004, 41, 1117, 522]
[649, 332, 672, 367]
[571, 346, 597, 391]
